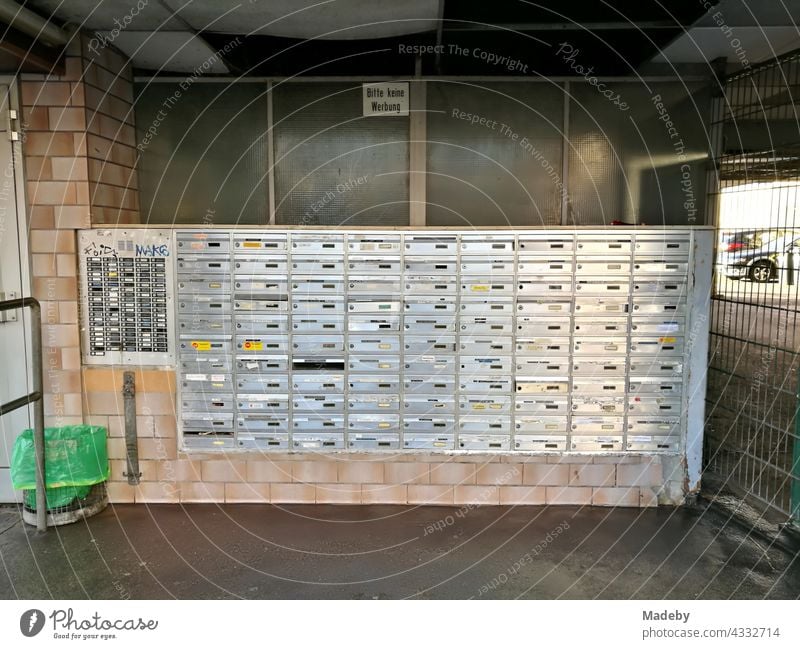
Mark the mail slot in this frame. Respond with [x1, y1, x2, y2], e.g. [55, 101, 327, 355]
[236, 356, 289, 373]
[349, 335, 400, 353]
[633, 258, 688, 275]
[292, 432, 345, 449]
[177, 255, 231, 274]
[404, 433, 455, 449]
[178, 296, 231, 315]
[571, 416, 624, 435]
[404, 297, 455, 315]
[632, 280, 687, 297]
[573, 337, 626, 355]
[236, 374, 289, 393]
[514, 435, 567, 451]
[237, 433, 290, 450]
[348, 394, 400, 412]
[348, 277, 402, 294]
[349, 315, 400, 332]
[350, 300, 401, 314]
[628, 359, 682, 377]
[518, 277, 573, 296]
[347, 234, 401, 253]
[405, 376, 457, 394]
[178, 317, 233, 336]
[292, 374, 345, 392]
[517, 257, 573, 275]
[628, 378, 681, 396]
[292, 296, 344, 314]
[404, 355, 457, 374]
[572, 359, 626, 376]
[516, 300, 571, 315]
[291, 256, 344, 275]
[570, 436, 623, 452]
[233, 233, 286, 252]
[575, 236, 631, 254]
[181, 355, 233, 373]
[627, 417, 680, 435]
[518, 234, 574, 254]
[404, 257, 458, 274]
[179, 337, 232, 354]
[234, 257, 288, 274]
[405, 235, 458, 255]
[348, 433, 400, 450]
[177, 277, 231, 295]
[572, 379, 625, 395]
[291, 278, 344, 295]
[182, 413, 234, 432]
[516, 380, 569, 394]
[460, 235, 515, 254]
[572, 319, 628, 336]
[182, 394, 235, 412]
[574, 280, 630, 295]
[634, 234, 690, 256]
[348, 414, 400, 433]
[293, 394, 345, 411]
[458, 395, 512, 413]
[176, 231, 231, 253]
[348, 256, 402, 274]
[574, 297, 629, 315]
[514, 397, 569, 414]
[628, 396, 682, 415]
[182, 432, 236, 449]
[461, 316, 513, 336]
[237, 394, 290, 412]
[292, 315, 345, 333]
[460, 259, 515, 274]
[236, 335, 289, 353]
[235, 414, 290, 434]
[460, 337, 513, 355]
[630, 318, 684, 335]
[235, 299, 289, 313]
[458, 434, 511, 451]
[235, 315, 288, 334]
[460, 377, 513, 393]
[348, 375, 401, 393]
[575, 259, 631, 275]
[348, 355, 400, 373]
[461, 277, 514, 296]
[515, 359, 570, 376]
[461, 299, 515, 315]
[291, 233, 344, 254]
[515, 416, 567, 434]
[516, 338, 570, 355]
[516, 318, 570, 337]
[405, 316, 456, 333]
[404, 336, 457, 354]
[460, 356, 513, 375]
[629, 336, 684, 355]
[292, 415, 345, 431]
[632, 298, 686, 316]
[404, 276, 458, 294]
[459, 415, 511, 433]
[571, 396, 625, 415]
[403, 395, 456, 413]
[235, 278, 289, 296]
[404, 416, 456, 433]
[626, 435, 680, 452]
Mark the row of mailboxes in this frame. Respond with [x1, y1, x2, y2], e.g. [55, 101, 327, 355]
[175, 229, 695, 452]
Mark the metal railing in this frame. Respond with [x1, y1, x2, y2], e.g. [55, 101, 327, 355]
[0, 297, 46, 531]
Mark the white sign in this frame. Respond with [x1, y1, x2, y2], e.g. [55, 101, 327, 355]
[362, 82, 409, 116]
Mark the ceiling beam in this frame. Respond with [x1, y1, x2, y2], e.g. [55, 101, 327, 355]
[443, 21, 682, 32]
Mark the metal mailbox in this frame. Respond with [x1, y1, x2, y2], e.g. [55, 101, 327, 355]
[459, 415, 511, 433]
[236, 414, 290, 433]
[461, 299, 515, 315]
[633, 258, 689, 275]
[404, 277, 458, 294]
[572, 379, 625, 396]
[348, 300, 401, 315]
[626, 436, 680, 452]
[237, 433, 290, 450]
[237, 374, 290, 393]
[404, 336, 457, 354]
[461, 316, 513, 336]
[177, 296, 230, 315]
[292, 373, 345, 392]
[516, 338, 571, 355]
[628, 378, 682, 396]
[630, 318, 684, 335]
[457, 434, 511, 450]
[293, 334, 345, 355]
[405, 235, 458, 255]
[514, 435, 567, 451]
[177, 232, 231, 254]
[182, 394, 235, 412]
[574, 280, 630, 296]
[293, 394, 345, 412]
[178, 277, 231, 295]
[233, 233, 286, 252]
[575, 258, 631, 276]
[634, 234, 690, 256]
[348, 433, 400, 449]
[291, 256, 344, 275]
[291, 278, 344, 295]
[348, 375, 401, 393]
[292, 415, 345, 431]
[518, 234, 574, 254]
[627, 417, 680, 436]
[575, 236, 631, 254]
[234, 257, 287, 274]
[574, 297, 629, 315]
[405, 376, 457, 394]
[348, 394, 400, 411]
[178, 317, 232, 335]
[460, 235, 515, 254]
[629, 336, 683, 356]
[237, 394, 290, 412]
[404, 257, 458, 274]
[236, 335, 289, 353]
[292, 296, 344, 314]
[292, 315, 344, 333]
[515, 358, 570, 376]
[460, 337, 513, 354]
[404, 416, 456, 433]
[348, 335, 401, 353]
[348, 277, 402, 294]
[518, 277, 573, 296]
[181, 355, 233, 373]
[290, 234, 344, 254]
[347, 234, 402, 254]
[460, 259, 516, 275]
[404, 355, 457, 374]
[404, 297, 455, 315]
[348, 355, 401, 373]
[179, 337, 232, 354]
[572, 359, 626, 376]
[404, 395, 456, 413]
[176, 256, 231, 274]
[572, 319, 628, 336]
[293, 433, 346, 450]
[235, 315, 288, 334]
[404, 434, 455, 449]
[516, 317, 570, 337]
[573, 337, 626, 355]
[182, 414, 234, 432]
[628, 396, 682, 416]
[570, 436, 623, 451]
[235, 278, 289, 296]
[571, 396, 625, 415]
[348, 257, 402, 274]
[235, 299, 288, 313]
[461, 277, 515, 296]
[459, 395, 512, 413]
[405, 316, 456, 333]
[632, 280, 687, 297]
[460, 377, 514, 393]
[632, 298, 686, 316]
[348, 414, 400, 432]
[628, 358, 682, 377]
[236, 356, 289, 373]
[182, 433, 236, 449]
[516, 380, 569, 394]
[516, 300, 571, 315]
[460, 356, 513, 375]
[571, 416, 624, 435]
[517, 258, 573, 275]
[515, 416, 567, 434]
[514, 397, 569, 415]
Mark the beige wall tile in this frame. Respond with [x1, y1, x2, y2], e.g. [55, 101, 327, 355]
[640, 487, 659, 508]
[338, 461, 384, 484]
[135, 481, 180, 504]
[316, 483, 362, 504]
[246, 460, 293, 483]
[153, 415, 177, 438]
[54, 205, 91, 228]
[202, 460, 246, 483]
[61, 347, 81, 370]
[569, 464, 615, 487]
[454, 485, 500, 505]
[522, 464, 569, 486]
[138, 437, 176, 461]
[499, 486, 547, 505]
[545, 486, 592, 505]
[22, 81, 72, 105]
[292, 461, 337, 483]
[430, 462, 477, 485]
[362, 484, 408, 504]
[225, 483, 270, 503]
[384, 462, 429, 484]
[180, 482, 224, 503]
[408, 484, 454, 505]
[135, 392, 175, 416]
[617, 462, 664, 487]
[85, 391, 123, 415]
[47, 107, 86, 131]
[157, 460, 202, 482]
[106, 481, 135, 504]
[270, 483, 315, 504]
[476, 463, 522, 486]
[592, 487, 640, 507]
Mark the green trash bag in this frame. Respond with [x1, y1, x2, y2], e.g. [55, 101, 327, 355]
[23, 485, 91, 509]
[10, 426, 110, 507]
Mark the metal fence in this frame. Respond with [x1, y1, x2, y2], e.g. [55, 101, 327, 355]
[705, 50, 800, 524]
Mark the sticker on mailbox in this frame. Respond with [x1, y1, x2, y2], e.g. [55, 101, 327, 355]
[242, 340, 264, 351]
[191, 341, 211, 351]
[659, 337, 676, 343]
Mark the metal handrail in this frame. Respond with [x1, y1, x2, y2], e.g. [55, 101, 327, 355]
[0, 297, 45, 531]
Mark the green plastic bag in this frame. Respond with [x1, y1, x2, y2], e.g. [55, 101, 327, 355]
[10, 425, 110, 493]
[23, 485, 91, 509]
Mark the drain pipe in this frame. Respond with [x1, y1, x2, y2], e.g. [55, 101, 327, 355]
[0, 0, 70, 47]
[122, 372, 141, 485]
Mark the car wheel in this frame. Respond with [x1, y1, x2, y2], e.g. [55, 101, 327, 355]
[749, 261, 773, 283]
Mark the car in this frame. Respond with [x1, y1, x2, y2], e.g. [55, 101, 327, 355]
[721, 229, 800, 282]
